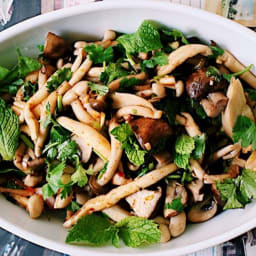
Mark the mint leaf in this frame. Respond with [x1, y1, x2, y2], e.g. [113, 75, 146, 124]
[88, 82, 109, 96]
[117, 20, 162, 55]
[71, 164, 88, 187]
[175, 135, 195, 155]
[17, 49, 41, 78]
[111, 123, 133, 142]
[100, 63, 128, 85]
[118, 77, 144, 92]
[142, 51, 168, 70]
[66, 214, 117, 246]
[84, 45, 114, 64]
[193, 134, 206, 160]
[174, 153, 190, 169]
[162, 28, 189, 45]
[232, 115, 256, 150]
[57, 140, 79, 162]
[165, 197, 184, 212]
[116, 216, 161, 248]
[46, 68, 72, 92]
[0, 99, 19, 160]
[240, 169, 256, 200]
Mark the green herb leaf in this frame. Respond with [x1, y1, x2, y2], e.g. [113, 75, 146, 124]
[98, 162, 108, 180]
[37, 44, 44, 52]
[117, 20, 162, 55]
[100, 63, 128, 85]
[175, 135, 195, 155]
[142, 51, 168, 69]
[116, 216, 161, 248]
[193, 134, 206, 160]
[118, 77, 144, 92]
[0, 99, 19, 160]
[88, 82, 109, 96]
[206, 66, 222, 82]
[66, 214, 118, 247]
[46, 68, 72, 92]
[162, 28, 189, 45]
[232, 115, 256, 150]
[165, 197, 184, 212]
[67, 201, 81, 212]
[71, 164, 88, 187]
[209, 46, 224, 59]
[111, 123, 133, 142]
[0, 168, 26, 176]
[246, 88, 256, 102]
[84, 45, 114, 64]
[22, 81, 38, 101]
[174, 153, 190, 169]
[0, 66, 10, 81]
[240, 169, 256, 200]
[17, 49, 41, 78]
[223, 64, 253, 82]
[57, 140, 79, 162]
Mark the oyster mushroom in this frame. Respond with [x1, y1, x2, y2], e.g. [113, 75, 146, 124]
[186, 179, 204, 202]
[200, 92, 228, 118]
[164, 181, 188, 218]
[153, 151, 172, 168]
[71, 135, 92, 163]
[169, 211, 186, 237]
[190, 159, 205, 180]
[222, 77, 255, 138]
[89, 175, 110, 195]
[126, 187, 162, 219]
[54, 191, 73, 209]
[11, 194, 44, 219]
[187, 197, 217, 223]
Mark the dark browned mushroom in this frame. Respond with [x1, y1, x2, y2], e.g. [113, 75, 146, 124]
[44, 32, 70, 59]
[129, 118, 172, 150]
[89, 98, 108, 112]
[89, 175, 109, 195]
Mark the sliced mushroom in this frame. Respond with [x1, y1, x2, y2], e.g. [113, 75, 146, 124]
[159, 224, 171, 243]
[186, 179, 204, 202]
[213, 143, 241, 161]
[201, 92, 228, 118]
[64, 163, 178, 228]
[222, 77, 255, 138]
[126, 187, 162, 219]
[23, 175, 42, 187]
[102, 205, 131, 222]
[158, 44, 212, 76]
[169, 211, 186, 237]
[44, 32, 70, 59]
[11, 194, 44, 219]
[54, 191, 73, 209]
[71, 135, 92, 163]
[187, 197, 217, 223]
[164, 181, 188, 218]
[190, 159, 205, 180]
[129, 118, 172, 150]
[245, 151, 256, 171]
[89, 175, 109, 195]
[217, 50, 256, 89]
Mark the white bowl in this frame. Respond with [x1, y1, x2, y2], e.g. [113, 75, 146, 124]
[0, 1, 256, 255]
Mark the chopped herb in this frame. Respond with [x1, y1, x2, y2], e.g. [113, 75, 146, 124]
[165, 197, 184, 212]
[88, 82, 109, 96]
[20, 134, 34, 149]
[223, 64, 253, 82]
[209, 46, 224, 59]
[206, 66, 222, 82]
[98, 162, 108, 179]
[84, 44, 114, 64]
[22, 81, 38, 101]
[71, 164, 88, 187]
[67, 201, 81, 212]
[118, 77, 144, 92]
[193, 134, 206, 160]
[141, 51, 168, 69]
[246, 88, 256, 102]
[162, 28, 189, 45]
[57, 95, 63, 112]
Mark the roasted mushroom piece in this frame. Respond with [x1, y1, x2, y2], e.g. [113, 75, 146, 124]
[187, 197, 217, 223]
[129, 118, 172, 150]
[44, 32, 70, 59]
[126, 187, 162, 219]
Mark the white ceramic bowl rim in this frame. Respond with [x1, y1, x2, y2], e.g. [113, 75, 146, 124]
[0, 1, 256, 256]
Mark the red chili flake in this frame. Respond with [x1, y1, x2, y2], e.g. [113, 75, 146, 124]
[117, 171, 124, 177]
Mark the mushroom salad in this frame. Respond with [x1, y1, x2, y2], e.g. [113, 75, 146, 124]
[0, 20, 256, 248]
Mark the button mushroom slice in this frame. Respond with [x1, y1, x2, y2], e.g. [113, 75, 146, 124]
[57, 117, 111, 160]
[190, 159, 205, 180]
[108, 72, 147, 92]
[154, 151, 172, 168]
[222, 77, 255, 138]
[157, 44, 212, 76]
[63, 163, 178, 228]
[217, 50, 256, 89]
[187, 197, 217, 223]
[245, 151, 256, 171]
[169, 211, 186, 237]
[159, 224, 171, 243]
[200, 92, 228, 118]
[102, 205, 131, 222]
[54, 191, 73, 209]
[129, 118, 172, 150]
[71, 135, 92, 163]
[44, 32, 70, 59]
[11, 194, 44, 219]
[97, 119, 123, 186]
[186, 179, 204, 202]
[176, 112, 202, 137]
[164, 181, 188, 218]
[126, 187, 162, 219]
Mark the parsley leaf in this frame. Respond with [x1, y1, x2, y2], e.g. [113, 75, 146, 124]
[84, 45, 114, 64]
[22, 81, 38, 101]
[165, 197, 184, 212]
[175, 135, 195, 155]
[88, 82, 109, 96]
[71, 164, 88, 187]
[100, 63, 128, 85]
[118, 77, 144, 92]
[208, 46, 224, 59]
[46, 68, 72, 92]
[66, 214, 118, 247]
[117, 20, 162, 58]
[232, 115, 256, 150]
[193, 134, 206, 160]
[111, 123, 146, 166]
[142, 51, 168, 69]
[223, 64, 253, 82]
[162, 28, 189, 45]
[116, 216, 161, 248]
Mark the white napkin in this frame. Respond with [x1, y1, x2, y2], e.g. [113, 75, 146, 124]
[0, 0, 13, 25]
